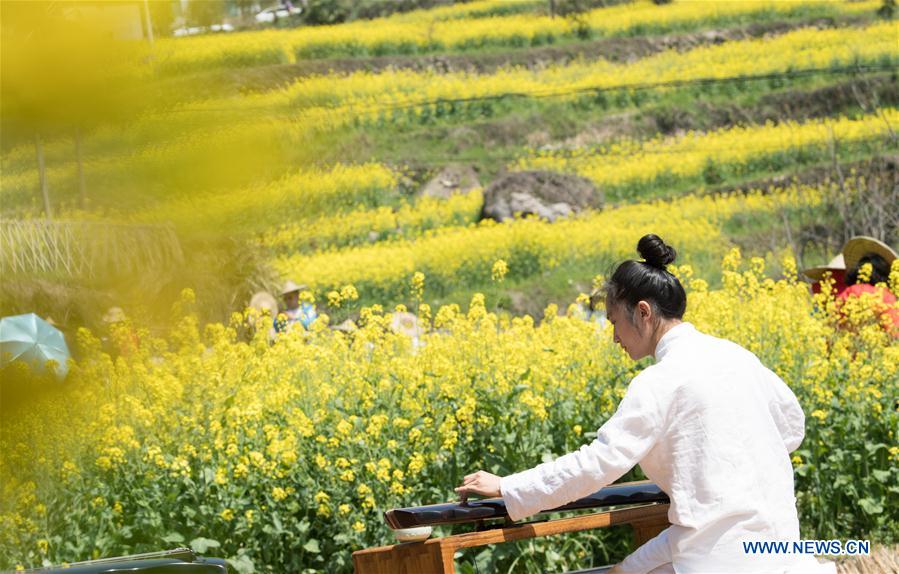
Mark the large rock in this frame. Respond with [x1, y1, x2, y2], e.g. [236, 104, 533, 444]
[482, 170, 602, 222]
[419, 165, 481, 199]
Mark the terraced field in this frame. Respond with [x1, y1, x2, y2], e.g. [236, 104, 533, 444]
[1, 2, 897, 572]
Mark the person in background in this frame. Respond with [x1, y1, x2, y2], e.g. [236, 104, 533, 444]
[102, 306, 140, 356]
[801, 253, 846, 297]
[456, 234, 832, 574]
[836, 236, 898, 335]
[274, 280, 317, 333]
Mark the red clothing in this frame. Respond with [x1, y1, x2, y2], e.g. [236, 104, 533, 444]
[837, 283, 899, 334]
[811, 270, 846, 296]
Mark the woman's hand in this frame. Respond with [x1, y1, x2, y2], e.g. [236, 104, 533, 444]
[455, 470, 502, 501]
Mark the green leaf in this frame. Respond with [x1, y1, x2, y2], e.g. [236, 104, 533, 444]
[227, 554, 256, 574]
[858, 498, 883, 515]
[190, 537, 221, 553]
[163, 532, 185, 544]
[303, 539, 321, 554]
[871, 469, 891, 482]
[333, 533, 349, 545]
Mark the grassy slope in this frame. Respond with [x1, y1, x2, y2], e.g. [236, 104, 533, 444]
[2, 4, 895, 328]
[335, 73, 897, 180]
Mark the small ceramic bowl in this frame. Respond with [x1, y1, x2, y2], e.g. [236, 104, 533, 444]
[392, 526, 433, 543]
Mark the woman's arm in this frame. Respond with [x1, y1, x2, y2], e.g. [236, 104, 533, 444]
[761, 366, 805, 453]
[498, 377, 664, 521]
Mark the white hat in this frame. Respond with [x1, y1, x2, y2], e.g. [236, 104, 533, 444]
[390, 312, 422, 338]
[801, 253, 845, 282]
[280, 280, 308, 296]
[332, 319, 357, 333]
[249, 292, 278, 313]
[843, 236, 898, 271]
[102, 307, 126, 323]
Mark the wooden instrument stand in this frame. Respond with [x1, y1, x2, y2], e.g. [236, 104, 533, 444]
[352, 502, 670, 574]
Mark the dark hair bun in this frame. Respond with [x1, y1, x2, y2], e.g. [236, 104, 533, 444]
[637, 234, 676, 269]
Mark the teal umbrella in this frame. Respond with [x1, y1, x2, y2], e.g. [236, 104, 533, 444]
[0, 313, 70, 379]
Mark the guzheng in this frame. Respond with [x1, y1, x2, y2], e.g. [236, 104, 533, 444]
[385, 480, 668, 529]
[19, 548, 229, 573]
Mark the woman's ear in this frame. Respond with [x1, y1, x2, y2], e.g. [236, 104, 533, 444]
[637, 300, 652, 322]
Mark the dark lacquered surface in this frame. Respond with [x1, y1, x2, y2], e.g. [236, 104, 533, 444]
[16, 549, 231, 574]
[385, 481, 669, 528]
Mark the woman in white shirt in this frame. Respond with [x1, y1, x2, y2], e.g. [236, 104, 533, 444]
[455, 234, 833, 574]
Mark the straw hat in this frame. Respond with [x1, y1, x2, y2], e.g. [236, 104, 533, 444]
[801, 253, 845, 282]
[390, 312, 422, 338]
[843, 236, 898, 271]
[280, 280, 308, 296]
[102, 307, 126, 323]
[249, 291, 278, 314]
[332, 319, 358, 333]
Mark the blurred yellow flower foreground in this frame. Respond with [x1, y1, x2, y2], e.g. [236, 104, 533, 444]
[1, 254, 897, 572]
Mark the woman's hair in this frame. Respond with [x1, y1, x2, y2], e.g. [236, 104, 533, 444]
[845, 253, 891, 286]
[595, 234, 687, 321]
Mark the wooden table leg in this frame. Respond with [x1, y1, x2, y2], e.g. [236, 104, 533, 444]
[632, 512, 670, 547]
[353, 538, 456, 574]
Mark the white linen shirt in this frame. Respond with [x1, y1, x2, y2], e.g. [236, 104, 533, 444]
[500, 322, 834, 574]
